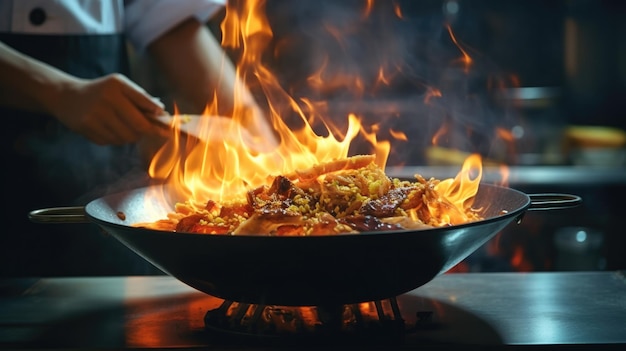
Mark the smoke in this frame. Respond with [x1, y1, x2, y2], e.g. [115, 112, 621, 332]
[262, 0, 517, 165]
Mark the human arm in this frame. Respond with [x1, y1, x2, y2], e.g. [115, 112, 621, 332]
[145, 17, 278, 145]
[0, 41, 167, 145]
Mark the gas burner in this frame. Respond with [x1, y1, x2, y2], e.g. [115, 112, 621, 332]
[204, 297, 427, 344]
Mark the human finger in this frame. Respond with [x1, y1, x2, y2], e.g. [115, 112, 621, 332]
[115, 74, 165, 117]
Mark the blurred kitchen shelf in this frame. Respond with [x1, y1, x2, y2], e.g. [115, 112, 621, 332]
[387, 165, 626, 186]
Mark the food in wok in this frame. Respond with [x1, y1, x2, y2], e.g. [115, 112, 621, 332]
[28, 156, 581, 305]
[136, 154, 483, 235]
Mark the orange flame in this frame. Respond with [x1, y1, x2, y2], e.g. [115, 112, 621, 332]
[432, 154, 483, 224]
[389, 128, 407, 141]
[393, 1, 403, 19]
[307, 54, 366, 96]
[424, 87, 442, 104]
[376, 66, 392, 86]
[147, 0, 484, 223]
[495, 127, 514, 143]
[498, 164, 510, 187]
[431, 121, 450, 146]
[363, 0, 374, 18]
[446, 24, 472, 73]
[148, 0, 389, 209]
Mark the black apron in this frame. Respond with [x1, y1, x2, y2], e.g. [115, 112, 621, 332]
[0, 33, 161, 276]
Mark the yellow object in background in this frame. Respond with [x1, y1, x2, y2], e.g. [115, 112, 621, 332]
[564, 125, 626, 166]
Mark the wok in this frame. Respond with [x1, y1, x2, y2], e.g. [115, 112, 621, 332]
[29, 184, 580, 306]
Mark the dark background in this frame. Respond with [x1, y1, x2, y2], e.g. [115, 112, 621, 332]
[255, 0, 626, 272]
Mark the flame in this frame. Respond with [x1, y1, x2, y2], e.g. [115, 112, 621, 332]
[424, 87, 442, 104]
[393, 1, 403, 19]
[432, 154, 483, 224]
[376, 66, 392, 86]
[306, 54, 366, 96]
[148, 0, 390, 208]
[446, 24, 472, 73]
[431, 121, 450, 146]
[147, 0, 485, 222]
[495, 127, 514, 143]
[363, 0, 374, 18]
[388, 128, 407, 141]
[498, 165, 510, 187]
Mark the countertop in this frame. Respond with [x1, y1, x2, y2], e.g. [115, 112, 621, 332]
[1, 272, 625, 349]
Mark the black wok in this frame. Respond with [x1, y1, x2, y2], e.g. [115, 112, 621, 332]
[29, 184, 580, 306]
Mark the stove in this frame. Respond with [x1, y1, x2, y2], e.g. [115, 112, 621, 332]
[202, 297, 412, 345]
[0, 272, 625, 349]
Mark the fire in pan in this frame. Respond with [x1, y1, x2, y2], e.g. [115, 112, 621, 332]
[29, 183, 580, 306]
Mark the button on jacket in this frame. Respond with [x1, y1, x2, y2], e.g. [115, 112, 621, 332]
[0, 0, 225, 51]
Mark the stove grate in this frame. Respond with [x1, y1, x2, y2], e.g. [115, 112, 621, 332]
[203, 297, 416, 343]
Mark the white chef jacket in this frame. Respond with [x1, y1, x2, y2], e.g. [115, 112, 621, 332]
[0, 0, 230, 277]
[0, 0, 226, 51]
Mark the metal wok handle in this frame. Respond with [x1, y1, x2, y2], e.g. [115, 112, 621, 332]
[28, 207, 90, 224]
[527, 194, 582, 211]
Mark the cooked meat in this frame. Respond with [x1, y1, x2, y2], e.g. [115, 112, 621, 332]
[138, 155, 483, 235]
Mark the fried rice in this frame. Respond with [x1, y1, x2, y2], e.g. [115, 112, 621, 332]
[136, 155, 482, 235]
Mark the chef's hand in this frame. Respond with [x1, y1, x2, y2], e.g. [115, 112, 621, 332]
[0, 41, 168, 146]
[49, 73, 168, 145]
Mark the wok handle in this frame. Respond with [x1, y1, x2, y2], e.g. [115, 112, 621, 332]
[28, 207, 90, 224]
[527, 194, 582, 211]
